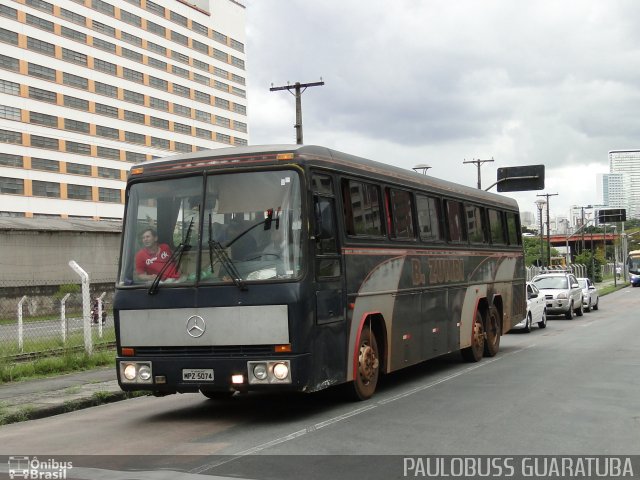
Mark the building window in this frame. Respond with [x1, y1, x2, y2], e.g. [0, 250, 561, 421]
[231, 56, 245, 70]
[95, 103, 118, 117]
[121, 31, 142, 46]
[171, 51, 189, 64]
[0, 129, 22, 144]
[122, 47, 143, 62]
[216, 116, 230, 129]
[170, 31, 188, 46]
[213, 48, 227, 62]
[216, 133, 231, 144]
[172, 65, 190, 79]
[26, 0, 54, 12]
[195, 91, 211, 104]
[213, 31, 227, 44]
[195, 110, 211, 123]
[60, 8, 85, 25]
[32, 180, 60, 198]
[123, 67, 144, 83]
[94, 58, 117, 75]
[61, 27, 87, 42]
[150, 137, 169, 149]
[99, 187, 121, 203]
[62, 48, 88, 65]
[192, 39, 208, 54]
[62, 96, 88, 112]
[124, 90, 145, 105]
[174, 123, 191, 135]
[215, 98, 230, 110]
[96, 125, 119, 139]
[149, 97, 168, 111]
[230, 39, 245, 53]
[192, 21, 208, 36]
[66, 141, 91, 155]
[66, 162, 91, 176]
[27, 87, 55, 104]
[214, 67, 228, 79]
[147, 21, 165, 37]
[124, 110, 145, 124]
[0, 177, 24, 194]
[64, 119, 90, 133]
[232, 87, 246, 98]
[63, 73, 89, 90]
[0, 28, 19, 46]
[98, 167, 120, 179]
[169, 11, 188, 27]
[234, 138, 247, 146]
[233, 104, 247, 115]
[193, 58, 209, 72]
[195, 128, 211, 139]
[125, 131, 145, 144]
[146, 0, 165, 16]
[234, 121, 247, 133]
[32, 135, 61, 149]
[97, 146, 120, 160]
[0, 153, 23, 167]
[0, 54, 19, 72]
[67, 184, 92, 200]
[26, 14, 54, 32]
[193, 73, 209, 85]
[31, 157, 58, 171]
[174, 142, 191, 152]
[147, 41, 166, 56]
[214, 80, 228, 92]
[92, 21, 116, 37]
[91, 0, 114, 16]
[148, 57, 167, 70]
[150, 116, 169, 129]
[173, 104, 191, 117]
[0, 5, 18, 19]
[149, 76, 168, 90]
[231, 73, 246, 86]
[27, 37, 56, 56]
[125, 151, 145, 163]
[120, 10, 141, 27]
[0, 105, 21, 121]
[93, 38, 116, 53]
[95, 82, 118, 97]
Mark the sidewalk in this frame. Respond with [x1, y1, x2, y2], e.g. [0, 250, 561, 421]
[0, 367, 126, 425]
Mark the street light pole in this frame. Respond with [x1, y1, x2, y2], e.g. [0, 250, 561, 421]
[537, 193, 558, 266]
[535, 199, 547, 268]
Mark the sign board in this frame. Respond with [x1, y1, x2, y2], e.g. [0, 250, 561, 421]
[496, 165, 545, 192]
[598, 208, 626, 223]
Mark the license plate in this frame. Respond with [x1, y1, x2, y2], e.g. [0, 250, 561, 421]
[182, 369, 214, 381]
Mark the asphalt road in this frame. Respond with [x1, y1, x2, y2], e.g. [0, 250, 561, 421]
[0, 288, 639, 479]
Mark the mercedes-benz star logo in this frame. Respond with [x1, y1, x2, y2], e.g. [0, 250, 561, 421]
[186, 315, 206, 338]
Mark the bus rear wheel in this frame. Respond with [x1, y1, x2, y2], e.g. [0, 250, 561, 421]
[352, 327, 380, 400]
[462, 311, 484, 362]
[483, 306, 501, 357]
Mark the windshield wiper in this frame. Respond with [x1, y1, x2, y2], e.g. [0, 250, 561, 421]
[148, 216, 195, 295]
[208, 239, 247, 290]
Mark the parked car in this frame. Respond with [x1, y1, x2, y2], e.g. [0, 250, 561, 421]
[577, 277, 599, 311]
[514, 282, 547, 332]
[532, 271, 584, 319]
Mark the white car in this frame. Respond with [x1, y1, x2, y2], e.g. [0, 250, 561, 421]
[514, 282, 547, 332]
[532, 272, 584, 319]
[577, 277, 599, 312]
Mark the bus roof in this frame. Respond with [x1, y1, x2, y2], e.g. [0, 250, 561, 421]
[134, 144, 519, 210]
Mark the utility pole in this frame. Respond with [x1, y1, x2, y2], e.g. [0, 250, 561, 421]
[270, 80, 324, 144]
[537, 193, 558, 266]
[463, 158, 494, 189]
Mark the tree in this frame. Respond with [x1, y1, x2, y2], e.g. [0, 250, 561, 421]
[574, 250, 604, 282]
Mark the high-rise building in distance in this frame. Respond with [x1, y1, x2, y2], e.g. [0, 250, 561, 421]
[0, 0, 248, 220]
[608, 150, 640, 219]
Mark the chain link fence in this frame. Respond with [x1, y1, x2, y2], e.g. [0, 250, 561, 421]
[0, 278, 115, 360]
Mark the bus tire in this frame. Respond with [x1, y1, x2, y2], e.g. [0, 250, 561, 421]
[483, 305, 501, 357]
[352, 326, 380, 400]
[461, 311, 484, 362]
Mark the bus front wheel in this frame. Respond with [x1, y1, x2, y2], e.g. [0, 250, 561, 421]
[352, 327, 380, 400]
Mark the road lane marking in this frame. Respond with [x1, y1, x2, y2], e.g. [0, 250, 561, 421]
[190, 344, 534, 474]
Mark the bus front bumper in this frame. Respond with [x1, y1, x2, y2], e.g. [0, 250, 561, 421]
[116, 354, 312, 394]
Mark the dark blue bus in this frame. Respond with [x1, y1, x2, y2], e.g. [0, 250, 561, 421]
[115, 145, 525, 400]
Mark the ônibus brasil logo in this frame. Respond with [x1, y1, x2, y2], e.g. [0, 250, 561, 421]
[8, 456, 72, 479]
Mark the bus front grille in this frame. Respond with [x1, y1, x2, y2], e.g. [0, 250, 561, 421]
[132, 345, 275, 357]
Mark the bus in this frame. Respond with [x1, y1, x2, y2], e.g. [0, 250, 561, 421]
[115, 145, 526, 400]
[627, 250, 640, 287]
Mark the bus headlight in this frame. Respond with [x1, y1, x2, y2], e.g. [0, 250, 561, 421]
[273, 362, 289, 380]
[253, 363, 268, 380]
[120, 361, 153, 384]
[247, 360, 291, 384]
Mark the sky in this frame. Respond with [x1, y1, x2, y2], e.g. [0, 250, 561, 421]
[243, 0, 640, 220]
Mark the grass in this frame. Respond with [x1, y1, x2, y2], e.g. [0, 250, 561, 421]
[0, 349, 115, 384]
[0, 329, 116, 358]
[598, 282, 629, 297]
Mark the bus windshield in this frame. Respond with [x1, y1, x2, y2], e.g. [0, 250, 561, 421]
[118, 170, 303, 287]
[628, 252, 640, 274]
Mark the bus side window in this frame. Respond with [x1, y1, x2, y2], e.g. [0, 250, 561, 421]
[342, 179, 384, 237]
[506, 212, 521, 245]
[488, 209, 506, 245]
[466, 204, 488, 244]
[445, 200, 467, 243]
[388, 188, 416, 240]
[416, 194, 443, 242]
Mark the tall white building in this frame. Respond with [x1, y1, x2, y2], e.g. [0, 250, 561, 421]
[0, 0, 248, 220]
[608, 150, 640, 219]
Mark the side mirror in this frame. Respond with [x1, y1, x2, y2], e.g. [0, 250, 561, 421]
[589, 286, 596, 290]
[528, 292, 538, 299]
[571, 283, 579, 289]
[314, 197, 335, 240]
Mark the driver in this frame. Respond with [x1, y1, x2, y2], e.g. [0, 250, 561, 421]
[135, 228, 180, 281]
